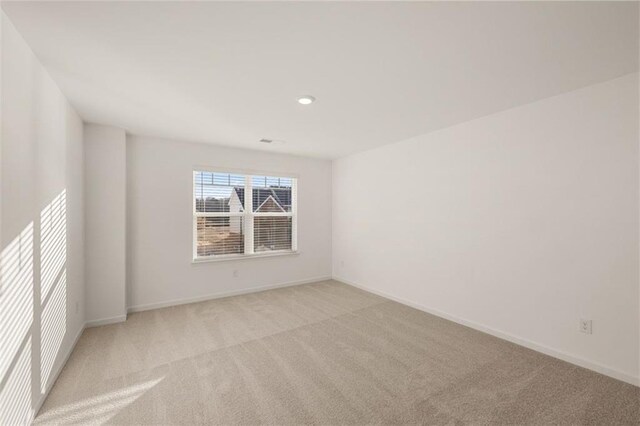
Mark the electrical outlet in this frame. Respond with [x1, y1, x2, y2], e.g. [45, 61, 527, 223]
[233, 270, 239, 278]
[579, 319, 592, 334]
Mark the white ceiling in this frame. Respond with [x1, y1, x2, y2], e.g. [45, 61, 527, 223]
[2, 1, 638, 159]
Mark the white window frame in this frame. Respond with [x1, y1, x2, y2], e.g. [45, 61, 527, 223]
[192, 167, 298, 263]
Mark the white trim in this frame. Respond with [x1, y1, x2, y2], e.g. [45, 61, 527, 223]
[291, 178, 298, 252]
[245, 176, 254, 254]
[127, 275, 331, 314]
[196, 212, 245, 217]
[193, 165, 299, 179]
[333, 276, 640, 387]
[192, 214, 198, 260]
[85, 314, 127, 328]
[33, 322, 85, 419]
[193, 249, 299, 263]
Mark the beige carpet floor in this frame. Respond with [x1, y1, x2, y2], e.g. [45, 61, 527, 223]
[35, 280, 639, 425]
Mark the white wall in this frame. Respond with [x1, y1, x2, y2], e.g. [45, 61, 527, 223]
[84, 124, 127, 325]
[126, 136, 332, 311]
[1, 11, 84, 424]
[333, 73, 640, 385]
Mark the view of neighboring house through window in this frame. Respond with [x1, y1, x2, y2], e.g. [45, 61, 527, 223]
[193, 170, 296, 259]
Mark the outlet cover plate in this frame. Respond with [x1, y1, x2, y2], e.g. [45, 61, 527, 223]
[579, 319, 592, 334]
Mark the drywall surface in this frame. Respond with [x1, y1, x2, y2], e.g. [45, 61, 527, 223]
[84, 124, 127, 325]
[126, 136, 332, 310]
[333, 73, 640, 384]
[1, 12, 84, 424]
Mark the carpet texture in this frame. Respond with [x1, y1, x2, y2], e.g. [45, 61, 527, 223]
[35, 280, 639, 425]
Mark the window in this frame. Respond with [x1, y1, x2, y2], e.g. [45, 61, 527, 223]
[193, 170, 297, 260]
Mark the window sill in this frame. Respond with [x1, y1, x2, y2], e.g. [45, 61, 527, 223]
[192, 250, 300, 264]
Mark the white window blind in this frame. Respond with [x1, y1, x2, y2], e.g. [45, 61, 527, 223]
[193, 171, 297, 260]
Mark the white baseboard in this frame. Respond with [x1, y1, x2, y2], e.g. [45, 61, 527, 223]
[334, 276, 639, 387]
[85, 314, 127, 328]
[33, 322, 85, 420]
[127, 276, 333, 314]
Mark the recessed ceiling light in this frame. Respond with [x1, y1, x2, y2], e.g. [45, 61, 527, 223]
[297, 95, 316, 105]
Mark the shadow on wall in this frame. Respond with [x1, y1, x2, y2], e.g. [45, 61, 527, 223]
[1, 189, 163, 423]
[0, 190, 67, 424]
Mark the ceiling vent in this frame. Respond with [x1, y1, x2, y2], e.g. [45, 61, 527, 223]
[259, 138, 273, 144]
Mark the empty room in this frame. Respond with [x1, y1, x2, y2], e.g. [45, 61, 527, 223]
[1, 1, 639, 424]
